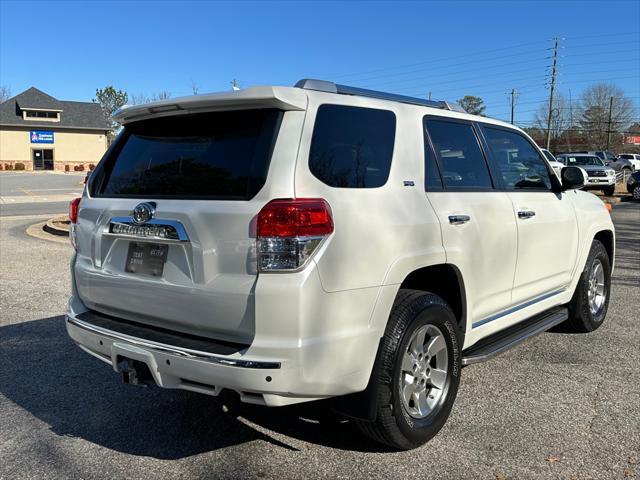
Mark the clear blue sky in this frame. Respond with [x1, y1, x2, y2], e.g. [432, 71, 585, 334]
[1, 0, 638, 125]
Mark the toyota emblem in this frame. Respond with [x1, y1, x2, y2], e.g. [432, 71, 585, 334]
[132, 202, 155, 225]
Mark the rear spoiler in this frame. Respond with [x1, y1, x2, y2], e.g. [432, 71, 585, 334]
[113, 86, 307, 125]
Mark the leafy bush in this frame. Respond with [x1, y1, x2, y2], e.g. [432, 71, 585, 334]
[77, 164, 85, 172]
[5, 164, 13, 171]
[14, 163, 25, 171]
[65, 164, 70, 172]
[89, 164, 96, 171]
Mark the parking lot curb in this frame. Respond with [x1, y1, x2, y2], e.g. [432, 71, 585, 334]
[42, 216, 70, 237]
[26, 219, 70, 244]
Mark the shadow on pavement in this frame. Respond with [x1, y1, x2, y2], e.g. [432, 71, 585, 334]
[0, 316, 384, 459]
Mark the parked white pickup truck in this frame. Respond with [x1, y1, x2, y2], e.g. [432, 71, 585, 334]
[65, 79, 615, 450]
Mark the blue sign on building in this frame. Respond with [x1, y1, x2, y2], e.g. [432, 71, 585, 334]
[30, 130, 54, 144]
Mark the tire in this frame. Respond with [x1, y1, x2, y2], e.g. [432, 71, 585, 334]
[603, 185, 615, 196]
[561, 240, 611, 333]
[356, 289, 462, 450]
[633, 185, 640, 201]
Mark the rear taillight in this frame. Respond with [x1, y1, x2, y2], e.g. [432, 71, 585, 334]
[257, 198, 334, 272]
[69, 197, 81, 249]
[69, 197, 81, 224]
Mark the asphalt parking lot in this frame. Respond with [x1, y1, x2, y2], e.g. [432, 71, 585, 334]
[0, 196, 638, 479]
[0, 171, 84, 217]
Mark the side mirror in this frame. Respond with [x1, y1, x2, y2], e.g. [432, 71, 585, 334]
[561, 166, 586, 190]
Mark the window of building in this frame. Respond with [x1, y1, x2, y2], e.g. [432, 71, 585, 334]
[482, 126, 552, 190]
[424, 119, 493, 189]
[309, 104, 396, 188]
[24, 110, 59, 119]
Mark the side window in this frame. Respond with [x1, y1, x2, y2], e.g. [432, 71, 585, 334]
[309, 104, 396, 188]
[424, 119, 493, 189]
[423, 126, 443, 190]
[483, 127, 552, 190]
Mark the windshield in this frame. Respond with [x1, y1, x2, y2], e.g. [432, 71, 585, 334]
[93, 109, 283, 199]
[561, 156, 605, 167]
[619, 154, 633, 159]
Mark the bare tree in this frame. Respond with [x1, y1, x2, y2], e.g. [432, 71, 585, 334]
[534, 92, 570, 148]
[129, 91, 172, 104]
[0, 85, 11, 103]
[151, 91, 171, 101]
[578, 83, 635, 150]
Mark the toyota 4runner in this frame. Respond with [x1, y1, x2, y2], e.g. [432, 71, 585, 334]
[66, 79, 615, 450]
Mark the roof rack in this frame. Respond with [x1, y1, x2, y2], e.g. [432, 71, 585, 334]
[294, 79, 466, 113]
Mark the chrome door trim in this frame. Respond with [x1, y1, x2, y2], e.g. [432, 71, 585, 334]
[472, 288, 565, 328]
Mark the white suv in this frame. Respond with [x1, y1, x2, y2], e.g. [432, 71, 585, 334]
[66, 79, 615, 450]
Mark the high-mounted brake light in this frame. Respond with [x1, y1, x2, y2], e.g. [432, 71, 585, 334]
[257, 198, 334, 272]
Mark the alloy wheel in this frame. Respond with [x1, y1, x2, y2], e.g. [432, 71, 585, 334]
[400, 324, 449, 419]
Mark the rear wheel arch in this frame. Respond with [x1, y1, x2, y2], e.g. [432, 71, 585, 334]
[399, 264, 467, 335]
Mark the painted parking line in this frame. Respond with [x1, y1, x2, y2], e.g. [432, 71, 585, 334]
[0, 194, 81, 204]
[18, 187, 37, 197]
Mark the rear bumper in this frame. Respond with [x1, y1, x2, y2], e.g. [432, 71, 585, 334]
[65, 266, 386, 406]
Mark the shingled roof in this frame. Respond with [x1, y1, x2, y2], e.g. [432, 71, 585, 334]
[0, 87, 110, 131]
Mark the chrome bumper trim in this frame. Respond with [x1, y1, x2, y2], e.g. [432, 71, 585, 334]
[66, 315, 280, 369]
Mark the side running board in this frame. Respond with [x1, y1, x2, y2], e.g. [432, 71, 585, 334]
[462, 308, 569, 366]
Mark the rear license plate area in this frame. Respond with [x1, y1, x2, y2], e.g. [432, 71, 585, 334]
[125, 242, 168, 276]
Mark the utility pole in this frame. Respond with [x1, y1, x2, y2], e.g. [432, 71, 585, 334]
[606, 96, 614, 150]
[509, 88, 518, 125]
[545, 37, 559, 150]
[231, 79, 240, 91]
[428, 91, 432, 100]
[567, 89, 573, 151]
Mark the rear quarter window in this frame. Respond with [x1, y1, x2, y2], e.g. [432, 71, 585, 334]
[94, 109, 283, 199]
[309, 104, 396, 188]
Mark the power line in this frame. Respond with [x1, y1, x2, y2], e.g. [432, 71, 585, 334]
[331, 31, 639, 81]
[563, 31, 640, 41]
[332, 40, 549, 80]
[383, 68, 634, 97]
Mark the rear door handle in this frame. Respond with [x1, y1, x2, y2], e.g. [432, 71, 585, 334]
[517, 210, 536, 219]
[448, 215, 471, 225]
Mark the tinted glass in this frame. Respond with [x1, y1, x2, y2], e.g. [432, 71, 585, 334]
[483, 127, 551, 190]
[561, 156, 604, 167]
[425, 120, 492, 189]
[423, 129, 443, 190]
[542, 150, 556, 162]
[98, 109, 282, 199]
[309, 104, 395, 188]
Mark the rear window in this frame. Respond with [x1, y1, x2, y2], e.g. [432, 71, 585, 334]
[94, 109, 283, 199]
[309, 104, 396, 188]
